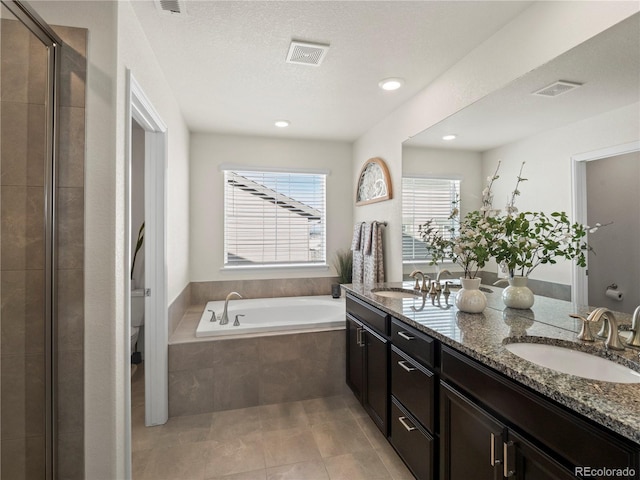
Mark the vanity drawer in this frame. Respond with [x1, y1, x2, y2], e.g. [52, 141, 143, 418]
[391, 347, 435, 433]
[390, 397, 435, 480]
[392, 318, 436, 368]
[346, 294, 389, 336]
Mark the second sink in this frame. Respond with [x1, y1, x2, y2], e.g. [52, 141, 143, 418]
[504, 341, 640, 383]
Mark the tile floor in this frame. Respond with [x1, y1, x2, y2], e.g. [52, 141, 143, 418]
[132, 364, 415, 480]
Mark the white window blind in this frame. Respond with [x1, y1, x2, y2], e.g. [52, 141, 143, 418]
[224, 169, 326, 267]
[402, 176, 460, 262]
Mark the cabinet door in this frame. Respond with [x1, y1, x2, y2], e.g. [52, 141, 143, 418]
[346, 316, 364, 401]
[441, 382, 505, 480]
[505, 431, 575, 480]
[364, 326, 389, 436]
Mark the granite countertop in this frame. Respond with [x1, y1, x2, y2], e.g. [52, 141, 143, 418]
[343, 281, 640, 445]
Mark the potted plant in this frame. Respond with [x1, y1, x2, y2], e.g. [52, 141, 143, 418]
[331, 248, 353, 298]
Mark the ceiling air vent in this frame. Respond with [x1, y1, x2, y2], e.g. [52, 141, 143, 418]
[155, 0, 186, 15]
[286, 40, 330, 67]
[532, 80, 582, 97]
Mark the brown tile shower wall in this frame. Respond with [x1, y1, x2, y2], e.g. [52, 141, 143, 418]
[168, 330, 347, 417]
[54, 25, 87, 480]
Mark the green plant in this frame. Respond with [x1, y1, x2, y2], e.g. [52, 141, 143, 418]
[333, 249, 353, 284]
[131, 222, 145, 280]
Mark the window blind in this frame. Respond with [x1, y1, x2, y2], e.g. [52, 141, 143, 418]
[224, 169, 326, 267]
[402, 176, 460, 262]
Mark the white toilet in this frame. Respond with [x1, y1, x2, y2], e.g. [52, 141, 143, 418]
[131, 288, 145, 353]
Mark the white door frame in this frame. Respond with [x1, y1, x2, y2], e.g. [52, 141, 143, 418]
[125, 69, 169, 472]
[571, 140, 640, 305]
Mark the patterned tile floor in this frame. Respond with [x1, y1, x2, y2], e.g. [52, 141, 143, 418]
[132, 364, 414, 479]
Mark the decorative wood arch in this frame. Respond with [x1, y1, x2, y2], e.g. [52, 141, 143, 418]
[355, 157, 392, 205]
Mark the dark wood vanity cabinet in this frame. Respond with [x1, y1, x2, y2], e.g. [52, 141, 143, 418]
[440, 346, 639, 480]
[346, 295, 390, 435]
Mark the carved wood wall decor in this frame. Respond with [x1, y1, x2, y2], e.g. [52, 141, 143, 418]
[355, 157, 392, 206]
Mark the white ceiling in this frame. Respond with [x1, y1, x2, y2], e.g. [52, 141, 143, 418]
[405, 13, 640, 151]
[131, 0, 532, 141]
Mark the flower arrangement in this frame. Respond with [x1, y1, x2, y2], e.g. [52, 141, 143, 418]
[418, 162, 605, 279]
[332, 248, 353, 284]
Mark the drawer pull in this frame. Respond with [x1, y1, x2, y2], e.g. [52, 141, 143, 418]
[398, 331, 415, 341]
[398, 416, 416, 432]
[503, 441, 515, 477]
[490, 432, 502, 466]
[398, 360, 417, 372]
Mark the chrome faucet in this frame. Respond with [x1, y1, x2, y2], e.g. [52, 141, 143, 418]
[625, 306, 640, 348]
[589, 307, 625, 351]
[218, 292, 242, 325]
[409, 270, 430, 292]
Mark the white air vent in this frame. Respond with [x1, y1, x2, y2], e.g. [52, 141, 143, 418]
[155, 0, 186, 15]
[286, 40, 330, 66]
[532, 81, 582, 97]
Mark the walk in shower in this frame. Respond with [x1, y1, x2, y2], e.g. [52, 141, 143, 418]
[1, 1, 86, 478]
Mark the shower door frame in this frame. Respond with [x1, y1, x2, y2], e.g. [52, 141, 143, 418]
[0, 1, 62, 479]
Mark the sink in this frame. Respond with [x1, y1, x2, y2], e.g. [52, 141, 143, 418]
[371, 288, 421, 299]
[504, 342, 640, 383]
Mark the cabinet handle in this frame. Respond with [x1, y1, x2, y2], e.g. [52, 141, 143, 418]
[503, 441, 515, 478]
[398, 416, 416, 432]
[490, 433, 502, 466]
[357, 327, 364, 347]
[397, 360, 417, 372]
[398, 331, 415, 341]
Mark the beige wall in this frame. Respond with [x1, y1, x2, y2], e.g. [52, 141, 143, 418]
[354, 1, 640, 282]
[190, 132, 353, 282]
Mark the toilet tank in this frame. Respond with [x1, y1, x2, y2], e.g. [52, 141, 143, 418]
[131, 288, 145, 327]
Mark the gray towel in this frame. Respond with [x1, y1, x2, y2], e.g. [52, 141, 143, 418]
[363, 222, 373, 255]
[351, 223, 363, 251]
[364, 222, 384, 285]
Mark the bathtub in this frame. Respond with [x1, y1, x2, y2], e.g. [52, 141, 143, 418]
[195, 295, 346, 338]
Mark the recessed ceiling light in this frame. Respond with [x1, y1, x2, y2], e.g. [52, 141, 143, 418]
[378, 78, 404, 91]
[443, 134, 457, 141]
[275, 120, 290, 128]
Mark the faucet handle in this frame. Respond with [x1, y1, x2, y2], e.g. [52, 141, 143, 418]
[208, 309, 217, 322]
[569, 313, 595, 342]
[625, 306, 640, 348]
[233, 314, 245, 326]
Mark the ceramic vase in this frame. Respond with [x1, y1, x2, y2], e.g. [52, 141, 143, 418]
[502, 276, 534, 309]
[455, 277, 487, 313]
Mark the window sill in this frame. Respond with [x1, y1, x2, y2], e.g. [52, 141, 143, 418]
[221, 263, 330, 272]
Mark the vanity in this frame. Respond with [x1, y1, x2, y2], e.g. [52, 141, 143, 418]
[343, 283, 640, 480]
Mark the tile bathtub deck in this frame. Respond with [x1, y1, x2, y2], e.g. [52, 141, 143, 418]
[132, 365, 414, 480]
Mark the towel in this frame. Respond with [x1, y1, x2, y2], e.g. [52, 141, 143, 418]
[362, 222, 373, 255]
[364, 222, 385, 285]
[351, 222, 363, 251]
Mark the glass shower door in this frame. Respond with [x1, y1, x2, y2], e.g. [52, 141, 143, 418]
[0, 3, 53, 478]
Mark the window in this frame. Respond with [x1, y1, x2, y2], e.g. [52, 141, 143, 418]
[402, 176, 460, 263]
[223, 168, 326, 267]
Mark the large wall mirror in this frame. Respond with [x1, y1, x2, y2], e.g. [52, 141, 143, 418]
[401, 13, 639, 311]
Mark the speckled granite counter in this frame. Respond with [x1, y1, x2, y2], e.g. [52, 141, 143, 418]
[343, 281, 640, 445]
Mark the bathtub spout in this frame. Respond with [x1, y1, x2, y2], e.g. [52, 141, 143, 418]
[218, 292, 243, 325]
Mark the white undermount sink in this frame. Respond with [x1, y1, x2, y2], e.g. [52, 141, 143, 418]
[504, 342, 640, 384]
[371, 288, 420, 299]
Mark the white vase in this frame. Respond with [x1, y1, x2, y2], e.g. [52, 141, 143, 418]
[455, 277, 487, 313]
[502, 276, 534, 309]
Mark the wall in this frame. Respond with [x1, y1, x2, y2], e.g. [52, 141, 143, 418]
[353, 1, 640, 282]
[30, 1, 190, 477]
[586, 151, 639, 312]
[401, 147, 483, 277]
[190, 132, 353, 282]
[482, 103, 640, 286]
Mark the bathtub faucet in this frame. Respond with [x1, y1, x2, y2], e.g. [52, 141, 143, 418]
[218, 292, 243, 325]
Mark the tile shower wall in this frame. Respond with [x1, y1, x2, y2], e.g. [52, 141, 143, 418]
[54, 25, 87, 479]
[168, 330, 347, 417]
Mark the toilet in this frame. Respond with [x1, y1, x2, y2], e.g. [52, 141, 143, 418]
[131, 288, 145, 353]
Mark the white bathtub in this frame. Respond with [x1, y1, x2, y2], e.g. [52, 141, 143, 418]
[195, 295, 346, 338]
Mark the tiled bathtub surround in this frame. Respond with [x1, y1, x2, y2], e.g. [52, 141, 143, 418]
[169, 317, 347, 416]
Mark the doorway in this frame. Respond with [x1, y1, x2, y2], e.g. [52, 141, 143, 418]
[125, 69, 169, 475]
[572, 141, 640, 309]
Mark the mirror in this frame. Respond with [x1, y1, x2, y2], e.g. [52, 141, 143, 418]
[401, 13, 640, 308]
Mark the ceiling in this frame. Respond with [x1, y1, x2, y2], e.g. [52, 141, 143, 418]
[131, 0, 532, 141]
[405, 13, 640, 151]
